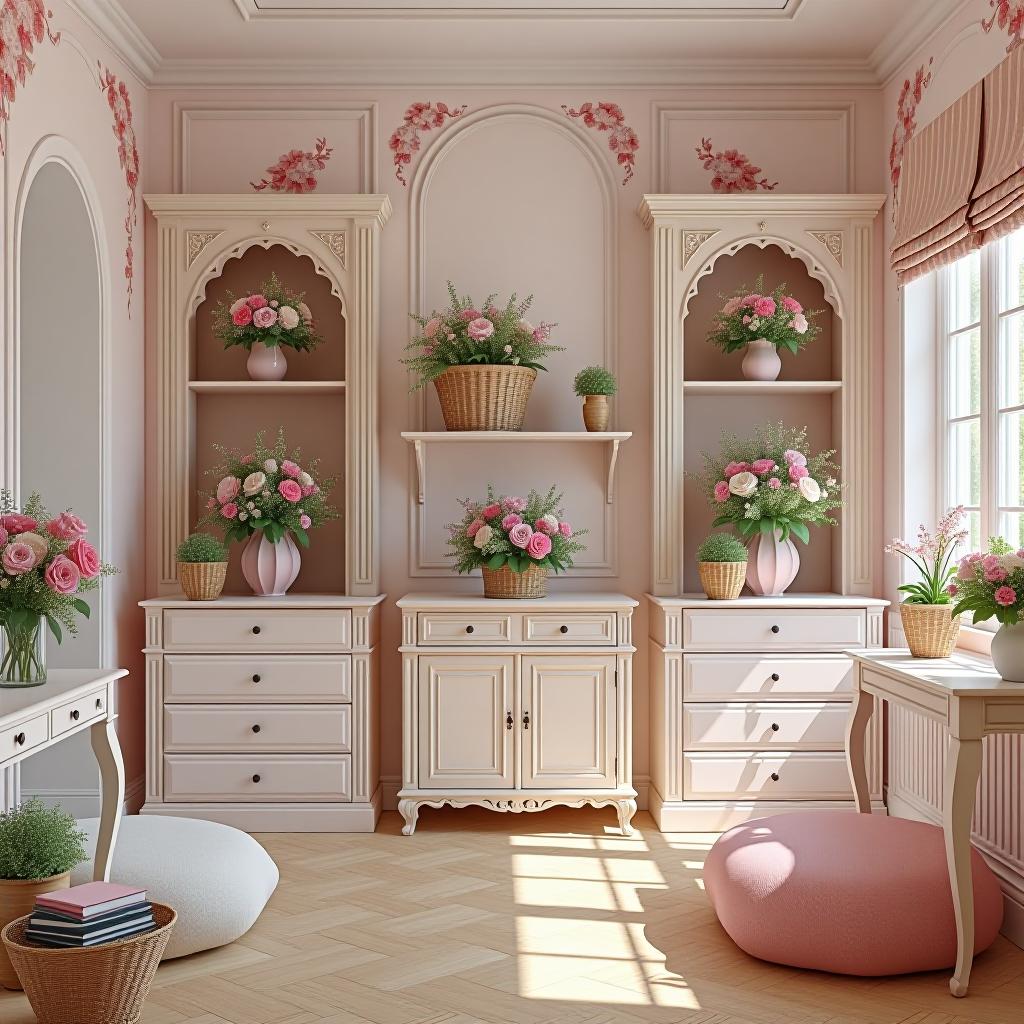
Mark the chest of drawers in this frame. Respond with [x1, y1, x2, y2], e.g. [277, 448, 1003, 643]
[141, 595, 383, 831]
[647, 594, 887, 831]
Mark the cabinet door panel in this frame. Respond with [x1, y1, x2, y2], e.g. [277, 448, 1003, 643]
[418, 656, 514, 789]
[521, 656, 616, 789]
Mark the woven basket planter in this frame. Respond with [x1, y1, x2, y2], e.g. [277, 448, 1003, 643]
[481, 564, 548, 599]
[178, 561, 227, 601]
[1, 902, 176, 1023]
[900, 602, 960, 659]
[698, 561, 747, 601]
[433, 364, 537, 431]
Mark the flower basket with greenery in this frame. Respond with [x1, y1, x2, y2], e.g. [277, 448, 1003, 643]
[696, 532, 748, 600]
[0, 491, 116, 687]
[447, 486, 587, 598]
[706, 275, 822, 355]
[950, 537, 1024, 626]
[176, 532, 229, 602]
[211, 272, 323, 354]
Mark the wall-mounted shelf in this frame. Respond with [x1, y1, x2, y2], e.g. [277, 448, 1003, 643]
[683, 380, 842, 396]
[188, 380, 347, 396]
[400, 431, 632, 505]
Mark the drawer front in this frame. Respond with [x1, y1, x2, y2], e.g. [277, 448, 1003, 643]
[0, 713, 49, 764]
[683, 609, 866, 651]
[164, 754, 351, 802]
[684, 702, 849, 751]
[524, 613, 616, 645]
[684, 655, 854, 702]
[417, 613, 513, 645]
[164, 655, 352, 703]
[164, 705, 351, 753]
[164, 609, 351, 652]
[684, 751, 853, 800]
[51, 688, 107, 738]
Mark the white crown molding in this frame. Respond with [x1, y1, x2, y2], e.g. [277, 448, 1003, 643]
[869, 0, 964, 85]
[144, 193, 393, 226]
[637, 192, 887, 228]
[65, 0, 161, 84]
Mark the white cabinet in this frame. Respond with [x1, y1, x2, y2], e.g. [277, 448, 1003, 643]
[398, 594, 637, 835]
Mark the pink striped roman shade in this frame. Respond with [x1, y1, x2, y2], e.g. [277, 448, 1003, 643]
[891, 83, 983, 285]
[970, 43, 1024, 245]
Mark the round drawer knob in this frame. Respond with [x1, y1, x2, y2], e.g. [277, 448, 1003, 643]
[770, 772, 780, 782]
[771, 723, 780, 732]
[252, 774, 261, 784]
[770, 625, 780, 634]
[465, 625, 474, 634]
[252, 724, 261, 734]
[251, 625, 261, 635]
[95, 698, 103, 710]
[771, 672, 780, 682]
[252, 674, 261, 684]
[559, 625, 569, 634]
[70, 710, 80, 721]
[14, 732, 25, 746]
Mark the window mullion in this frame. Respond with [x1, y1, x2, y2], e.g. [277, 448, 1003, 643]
[980, 240, 998, 543]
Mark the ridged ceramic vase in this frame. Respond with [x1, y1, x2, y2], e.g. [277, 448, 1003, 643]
[741, 338, 782, 381]
[991, 621, 1024, 682]
[240, 532, 301, 597]
[745, 530, 800, 596]
[246, 342, 288, 381]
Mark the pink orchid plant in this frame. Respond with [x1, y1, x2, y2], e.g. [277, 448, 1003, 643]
[885, 506, 968, 606]
[950, 537, 1024, 626]
[707, 275, 821, 356]
[211, 272, 323, 354]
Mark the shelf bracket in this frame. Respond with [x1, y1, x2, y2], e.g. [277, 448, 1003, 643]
[606, 438, 621, 504]
[413, 439, 426, 505]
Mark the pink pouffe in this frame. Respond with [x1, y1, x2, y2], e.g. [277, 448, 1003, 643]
[704, 812, 1003, 976]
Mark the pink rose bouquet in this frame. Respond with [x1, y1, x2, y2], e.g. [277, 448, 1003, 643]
[403, 282, 563, 391]
[212, 272, 324, 355]
[707, 274, 822, 356]
[951, 537, 1024, 626]
[692, 422, 842, 545]
[197, 428, 338, 549]
[0, 490, 116, 685]
[446, 485, 587, 578]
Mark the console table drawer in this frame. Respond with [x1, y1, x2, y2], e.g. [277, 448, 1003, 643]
[164, 655, 352, 703]
[683, 609, 866, 651]
[684, 751, 853, 800]
[684, 702, 849, 750]
[164, 754, 352, 802]
[684, 655, 854, 701]
[0, 713, 49, 764]
[164, 705, 351, 753]
[52, 689, 107, 737]
[164, 609, 351, 652]
[524, 613, 616, 645]
[417, 613, 513, 645]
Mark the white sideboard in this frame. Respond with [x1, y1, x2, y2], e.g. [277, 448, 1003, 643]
[648, 594, 887, 831]
[141, 595, 382, 831]
[397, 593, 638, 835]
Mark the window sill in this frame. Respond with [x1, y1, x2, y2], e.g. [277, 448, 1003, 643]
[956, 623, 994, 657]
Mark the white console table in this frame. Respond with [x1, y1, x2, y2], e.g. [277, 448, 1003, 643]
[0, 669, 128, 880]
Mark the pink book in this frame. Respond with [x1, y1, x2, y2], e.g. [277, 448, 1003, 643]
[35, 882, 147, 919]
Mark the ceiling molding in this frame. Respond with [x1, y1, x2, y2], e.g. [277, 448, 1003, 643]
[66, 0, 161, 84]
[869, 0, 963, 84]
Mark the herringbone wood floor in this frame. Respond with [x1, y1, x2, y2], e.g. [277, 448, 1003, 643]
[3, 808, 1024, 1024]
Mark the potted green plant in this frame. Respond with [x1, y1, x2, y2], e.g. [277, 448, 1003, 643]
[0, 799, 87, 989]
[176, 532, 229, 601]
[573, 366, 617, 432]
[697, 533, 748, 600]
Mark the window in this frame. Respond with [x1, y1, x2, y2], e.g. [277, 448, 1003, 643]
[940, 228, 1024, 555]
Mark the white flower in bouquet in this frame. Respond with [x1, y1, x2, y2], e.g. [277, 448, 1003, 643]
[243, 471, 267, 496]
[298, 471, 314, 488]
[798, 477, 821, 502]
[473, 524, 493, 549]
[264, 459, 278, 474]
[728, 471, 758, 498]
[278, 306, 300, 330]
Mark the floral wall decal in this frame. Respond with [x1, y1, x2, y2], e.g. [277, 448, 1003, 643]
[0, 1, 61, 156]
[695, 138, 778, 193]
[561, 101, 638, 185]
[251, 137, 333, 193]
[982, 1, 1024, 53]
[98, 63, 139, 316]
[389, 102, 466, 186]
[888, 58, 933, 210]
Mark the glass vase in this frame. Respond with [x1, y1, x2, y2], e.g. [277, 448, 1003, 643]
[0, 617, 47, 687]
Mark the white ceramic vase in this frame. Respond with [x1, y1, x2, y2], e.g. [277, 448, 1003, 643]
[246, 341, 288, 381]
[990, 621, 1024, 682]
[745, 529, 800, 596]
[741, 338, 782, 382]
[240, 532, 301, 597]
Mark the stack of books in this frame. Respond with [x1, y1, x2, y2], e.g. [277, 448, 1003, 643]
[26, 882, 155, 948]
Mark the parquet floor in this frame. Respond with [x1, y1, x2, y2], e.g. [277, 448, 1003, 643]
[3, 808, 1024, 1024]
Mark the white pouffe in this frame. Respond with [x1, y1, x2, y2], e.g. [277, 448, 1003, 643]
[73, 815, 278, 959]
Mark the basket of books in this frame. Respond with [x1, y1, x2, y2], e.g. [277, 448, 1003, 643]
[1, 881, 175, 1024]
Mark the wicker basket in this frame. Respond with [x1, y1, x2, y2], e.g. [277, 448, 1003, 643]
[698, 561, 747, 600]
[178, 561, 227, 601]
[481, 564, 548, 599]
[433, 364, 537, 431]
[1, 902, 176, 1023]
[900, 602, 960, 658]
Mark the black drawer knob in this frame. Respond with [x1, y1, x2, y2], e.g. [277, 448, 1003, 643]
[771, 672, 780, 682]
[771, 723, 780, 732]
[252, 774, 261, 783]
[770, 772, 780, 782]
[252, 674, 261, 683]
[95, 698, 103, 710]
[465, 625, 474, 634]
[70, 710, 80, 721]
[770, 625, 780, 634]
[559, 625, 569, 634]
[251, 625, 261, 635]
[252, 724, 261, 734]
[14, 732, 25, 746]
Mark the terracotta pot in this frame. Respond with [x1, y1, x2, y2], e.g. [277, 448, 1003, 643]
[582, 395, 610, 432]
[745, 530, 800, 596]
[246, 341, 288, 381]
[741, 338, 782, 381]
[0, 872, 69, 990]
[900, 603, 960, 659]
[240, 532, 301, 597]
[991, 621, 1024, 682]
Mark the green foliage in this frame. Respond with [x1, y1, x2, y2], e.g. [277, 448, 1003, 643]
[706, 274, 822, 355]
[886, 506, 967, 605]
[573, 365, 617, 397]
[697, 533, 747, 563]
[951, 537, 1024, 625]
[0, 799, 88, 880]
[403, 283, 564, 391]
[211, 272, 324, 354]
[176, 532, 228, 564]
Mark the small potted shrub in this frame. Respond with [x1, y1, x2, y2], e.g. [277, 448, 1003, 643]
[177, 532, 228, 601]
[697, 533, 748, 600]
[0, 799, 87, 989]
[573, 365, 617, 432]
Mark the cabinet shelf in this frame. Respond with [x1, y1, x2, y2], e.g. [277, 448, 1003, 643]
[401, 431, 632, 505]
[682, 380, 842, 396]
[189, 380, 346, 396]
